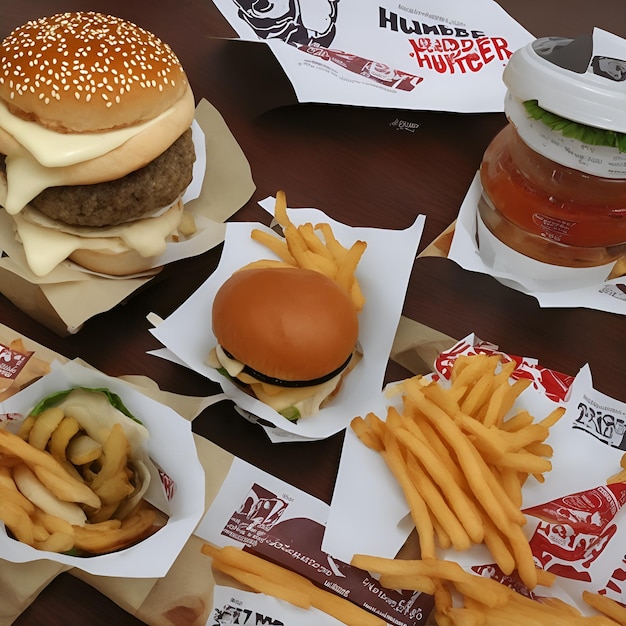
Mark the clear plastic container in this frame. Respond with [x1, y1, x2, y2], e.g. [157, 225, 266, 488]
[479, 123, 626, 267]
[478, 31, 626, 269]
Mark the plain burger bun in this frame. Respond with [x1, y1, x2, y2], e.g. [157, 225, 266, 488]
[212, 267, 359, 383]
[0, 12, 188, 133]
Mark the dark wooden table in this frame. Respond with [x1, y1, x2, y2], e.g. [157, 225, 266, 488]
[1, 1, 624, 623]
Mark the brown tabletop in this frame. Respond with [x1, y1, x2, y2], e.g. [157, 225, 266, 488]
[1, 0, 625, 624]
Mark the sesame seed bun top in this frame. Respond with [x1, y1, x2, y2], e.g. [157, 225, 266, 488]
[0, 12, 189, 133]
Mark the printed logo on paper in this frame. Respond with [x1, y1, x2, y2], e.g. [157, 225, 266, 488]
[0, 342, 31, 383]
[380, 8, 514, 75]
[574, 393, 626, 450]
[211, 600, 284, 626]
[223, 483, 290, 547]
[220, 483, 432, 625]
[526, 484, 626, 582]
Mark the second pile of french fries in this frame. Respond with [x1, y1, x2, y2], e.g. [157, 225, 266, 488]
[0, 402, 156, 555]
[352, 352, 563, 590]
[349, 352, 626, 624]
[241, 190, 367, 312]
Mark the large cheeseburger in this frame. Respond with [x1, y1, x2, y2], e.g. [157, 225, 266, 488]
[209, 266, 360, 421]
[0, 12, 196, 276]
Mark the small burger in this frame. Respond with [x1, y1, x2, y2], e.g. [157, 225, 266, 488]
[208, 266, 360, 421]
[0, 12, 196, 276]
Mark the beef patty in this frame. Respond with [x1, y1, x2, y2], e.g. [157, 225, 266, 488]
[0, 128, 195, 227]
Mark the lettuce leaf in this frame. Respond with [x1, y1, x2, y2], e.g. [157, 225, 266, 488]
[524, 100, 626, 153]
[30, 387, 140, 423]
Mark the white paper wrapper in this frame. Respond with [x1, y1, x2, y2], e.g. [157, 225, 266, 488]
[150, 199, 425, 442]
[448, 173, 626, 314]
[324, 334, 626, 615]
[211, 0, 533, 113]
[0, 360, 205, 578]
[197, 457, 433, 625]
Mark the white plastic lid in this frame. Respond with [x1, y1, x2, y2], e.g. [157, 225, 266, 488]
[503, 28, 626, 133]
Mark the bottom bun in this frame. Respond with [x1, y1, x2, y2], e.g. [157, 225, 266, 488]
[69, 246, 161, 276]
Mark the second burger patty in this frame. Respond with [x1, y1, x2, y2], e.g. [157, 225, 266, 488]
[14, 128, 196, 228]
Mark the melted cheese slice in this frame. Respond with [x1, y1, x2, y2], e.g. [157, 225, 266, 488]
[12, 200, 184, 277]
[0, 97, 175, 168]
[211, 345, 342, 418]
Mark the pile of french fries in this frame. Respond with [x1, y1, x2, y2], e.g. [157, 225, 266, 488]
[351, 352, 561, 590]
[241, 190, 367, 312]
[201, 543, 387, 626]
[0, 405, 156, 555]
[347, 352, 626, 625]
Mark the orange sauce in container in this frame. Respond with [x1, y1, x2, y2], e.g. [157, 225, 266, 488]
[479, 123, 626, 268]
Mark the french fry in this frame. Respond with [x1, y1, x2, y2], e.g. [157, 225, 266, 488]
[34, 530, 75, 553]
[0, 499, 36, 545]
[582, 590, 626, 625]
[350, 416, 384, 452]
[335, 240, 366, 295]
[248, 193, 367, 312]
[89, 423, 130, 491]
[250, 228, 295, 264]
[73, 506, 156, 554]
[48, 416, 81, 462]
[0, 468, 36, 514]
[16, 414, 36, 440]
[27, 406, 65, 450]
[393, 425, 484, 544]
[0, 428, 101, 509]
[299, 222, 334, 261]
[32, 464, 100, 509]
[273, 190, 290, 229]
[202, 544, 387, 625]
[381, 432, 437, 559]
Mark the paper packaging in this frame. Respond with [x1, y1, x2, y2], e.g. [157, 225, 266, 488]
[150, 199, 425, 443]
[325, 334, 626, 616]
[0, 359, 206, 578]
[0, 316, 453, 624]
[211, 0, 533, 113]
[0, 99, 255, 336]
[422, 173, 626, 315]
[197, 456, 434, 625]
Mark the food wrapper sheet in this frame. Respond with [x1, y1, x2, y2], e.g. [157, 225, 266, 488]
[150, 199, 425, 442]
[0, 360, 206, 579]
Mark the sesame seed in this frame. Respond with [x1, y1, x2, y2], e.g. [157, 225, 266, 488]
[0, 11, 185, 111]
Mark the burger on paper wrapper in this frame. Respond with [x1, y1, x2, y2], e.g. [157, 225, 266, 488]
[150, 202, 426, 442]
[0, 12, 197, 277]
[0, 360, 205, 578]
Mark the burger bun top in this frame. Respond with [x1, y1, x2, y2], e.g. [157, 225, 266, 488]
[212, 267, 359, 383]
[0, 12, 189, 133]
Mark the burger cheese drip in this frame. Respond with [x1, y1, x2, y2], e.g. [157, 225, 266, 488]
[0, 12, 197, 276]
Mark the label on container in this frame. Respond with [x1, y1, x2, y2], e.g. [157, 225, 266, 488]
[505, 93, 626, 179]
